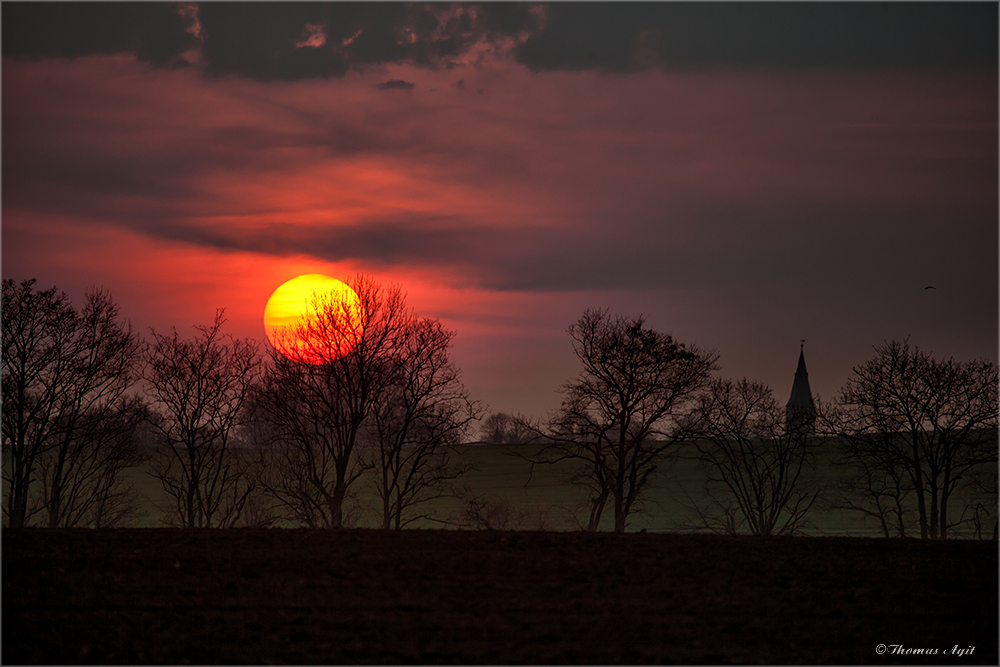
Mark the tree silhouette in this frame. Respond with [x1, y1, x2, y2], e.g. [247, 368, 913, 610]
[480, 412, 533, 445]
[2, 279, 144, 528]
[255, 275, 410, 528]
[688, 378, 821, 536]
[833, 340, 998, 539]
[535, 309, 718, 532]
[143, 310, 261, 528]
[366, 316, 481, 529]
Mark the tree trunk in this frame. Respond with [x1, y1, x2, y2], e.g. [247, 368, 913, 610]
[878, 513, 889, 539]
[8, 457, 33, 529]
[8, 481, 28, 529]
[329, 479, 347, 529]
[587, 488, 608, 531]
[926, 472, 940, 540]
[7, 423, 33, 528]
[382, 497, 392, 530]
[613, 488, 627, 533]
[910, 449, 929, 539]
[381, 462, 393, 530]
[186, 479, 197, 529]
[46, 445, 69, 528]
[939, 469, 951, 540]
[892, 488, 908, 538]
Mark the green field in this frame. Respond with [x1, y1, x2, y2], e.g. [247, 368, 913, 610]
[100, 440, 994, 537]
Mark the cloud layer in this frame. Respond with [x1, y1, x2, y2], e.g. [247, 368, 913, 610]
[5, 57, 994, 293]
[3, 3, 997, 417]
[4, 2, 996, 81]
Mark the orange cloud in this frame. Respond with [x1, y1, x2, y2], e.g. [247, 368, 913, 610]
[3, 51, 996, 418]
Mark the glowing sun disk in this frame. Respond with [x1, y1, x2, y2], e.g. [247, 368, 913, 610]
[263, 274, 363, 364]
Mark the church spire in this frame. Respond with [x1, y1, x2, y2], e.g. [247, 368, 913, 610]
[785, 341, 816, 435]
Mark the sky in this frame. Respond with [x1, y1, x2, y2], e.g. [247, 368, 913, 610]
[3, 2, 997, 423]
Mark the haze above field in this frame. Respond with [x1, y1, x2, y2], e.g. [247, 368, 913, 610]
[3, 2, 996, 419]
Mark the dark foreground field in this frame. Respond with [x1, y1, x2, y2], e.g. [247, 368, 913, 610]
[3, 529, 997, 665]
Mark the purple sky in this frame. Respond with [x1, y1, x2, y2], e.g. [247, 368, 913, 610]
[3, 2, 997, 421]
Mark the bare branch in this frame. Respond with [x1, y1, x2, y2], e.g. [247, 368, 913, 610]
[142, 310, 261, 528]
[2, 279, 145, 528]
[830, 339, 998, 539]
[534, 309, 718, 532]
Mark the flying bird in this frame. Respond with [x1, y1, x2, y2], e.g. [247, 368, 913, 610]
[924, 286, 936, 290]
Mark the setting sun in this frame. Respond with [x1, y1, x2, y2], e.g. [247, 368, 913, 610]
[263, 274, 363, 364]
[4, 3, 998, 663]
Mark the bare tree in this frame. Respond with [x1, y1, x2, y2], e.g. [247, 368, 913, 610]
[143, 311, 261, 528]
[958, 466, 998, 540]
[823, 397, 916, 538]
[833, 340, 998, 539]
[480, 412, 533, 445]
[366, 317, 481, 529]
[3, 279, 78, 528]
[688, 378, 821, 536]
[36, 401, 148, 528]
[2, 279, 144, 528]
[533, 310, 718, 533]
[255, 275, 409, 528]
[460, 492, 550, 531]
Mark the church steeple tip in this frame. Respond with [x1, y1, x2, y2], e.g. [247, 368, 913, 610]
[786, 341, 816, 435]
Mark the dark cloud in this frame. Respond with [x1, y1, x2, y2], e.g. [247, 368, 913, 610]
[377, 79, 415, 91]
[1, 2, 535, 80]
[5, 2, 992, 82]
[516, 2, 998, 72]
[194, 2, 537, 81]
[108, 195, 995, 316]
[125, 214, 501, 272]
[471, 201, 998, 317]
[198, 3, 353, 80]
[1, 2, 198, 67]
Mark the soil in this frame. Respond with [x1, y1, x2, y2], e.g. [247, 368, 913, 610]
[3, 528, 997, 665]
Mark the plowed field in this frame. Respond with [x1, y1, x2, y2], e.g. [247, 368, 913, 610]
[3, 529, 997, 664]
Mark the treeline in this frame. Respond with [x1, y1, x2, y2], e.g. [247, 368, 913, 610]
[481, 312, 996, 539]
[3, 277, 997, 538]
[3, 276, 479, 531]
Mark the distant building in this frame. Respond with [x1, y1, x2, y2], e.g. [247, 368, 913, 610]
[785, 343, 816, 435]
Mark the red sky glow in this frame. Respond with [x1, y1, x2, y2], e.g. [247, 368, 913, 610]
[3, 2, 996, 422]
